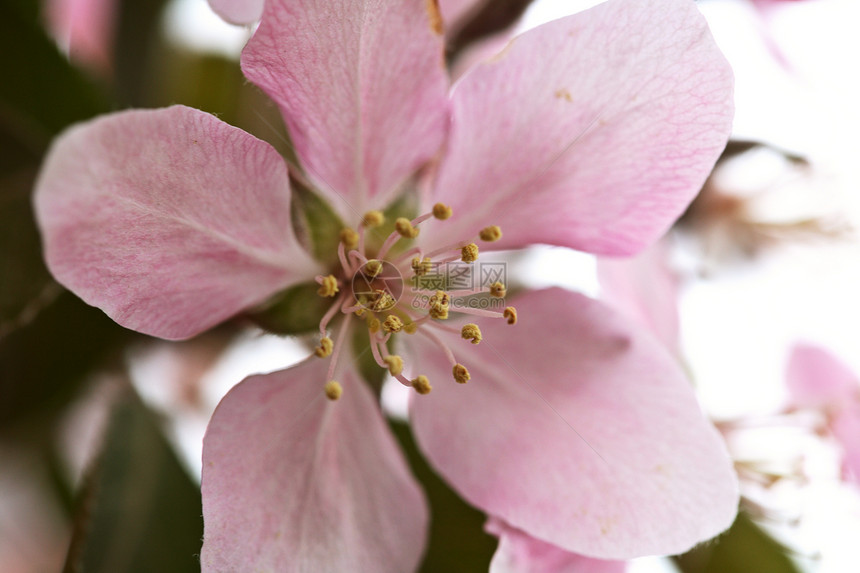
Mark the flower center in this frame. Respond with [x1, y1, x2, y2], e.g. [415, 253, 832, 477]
[312, 204, 517, 400]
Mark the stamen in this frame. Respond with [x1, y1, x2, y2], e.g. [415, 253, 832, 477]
[504, 306, 518, 325]
[432, 203, 453, 220]
[382, 315, 403, 333]
[489, 282, 506, 298]
[314, 336, 333, 358]
[337, 241, 352, 275]
[412, 375, 432, 395]
[384, 355, 404, 376]
[367, 317, 381, 334]
[340, 228, 359, 250]
[317, 275, 339, 297]
[368, 290, 396, 312]
[479, 225, 502, 242]
[395, 217, 420, 239]
[326, 313, 353, 381]
[364, 259, 383, 278]
[403, 321, 418, 334]
[418, 326, 457, 366]
[411, 256, 433, 276]
[362, 210, 385, 228]
[428, 290, 450, 319]
[320, 295, 346, 334]
[461, 323, 482, 344]
[453, 363, 471, 384]
[324, 380, 343, 401]
[461, 243, 479, 263]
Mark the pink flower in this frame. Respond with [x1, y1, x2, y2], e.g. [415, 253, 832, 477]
[34, 0, 739, 570]
[786, 344, 860, 484]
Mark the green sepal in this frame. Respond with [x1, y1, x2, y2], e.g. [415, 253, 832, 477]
[290, 177, 346, 266]
[248, 281, 332, 336]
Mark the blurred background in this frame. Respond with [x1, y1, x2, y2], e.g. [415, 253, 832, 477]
[2, 0, 860, 571]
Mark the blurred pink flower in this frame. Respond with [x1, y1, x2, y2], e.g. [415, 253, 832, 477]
[787, 344, 860, 483]
[45, 0, 116, 73]
[35, 0, 739, 570]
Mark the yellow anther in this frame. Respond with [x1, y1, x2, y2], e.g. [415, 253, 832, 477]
[368, 317, 381, 334]
[369, 290, 396, 312]
[314, 336, 333, 358]
[429, 290, 450, 320]
[479, 225, 502, 242]
[384, 355, 404, 376]
[453, 363, 471, 384]
[324, 380, 343, 401]
[383, 315, 403, 333]
[403, 322, 418, 334]
[354, 307, 366, 318]
[432, 203, 453, 220]
[362, 210, 385, 227]
[340, 227, 359, 250]
[395, 217, 420, 239]
[364, 259, 383, 278]
[317, 275, 339, 297]
[461, 323, 482, 344]
[411, 256, 433, 277]
[489, 281, 506, 298]
[412, 375, 432, 395]
[504, 306, 518, 325]
[461, 243, 479, 263]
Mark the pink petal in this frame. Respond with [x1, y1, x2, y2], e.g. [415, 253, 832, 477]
[410, 288, 738, 558]
[241, 0, 450, 215]
[786, 344, 859, 408]
[430, 0, 733, 255]
[201, 360, 428, 572]
[487, 518, 627, 573]
[207, 0, 263, 25]
[34, 106, 318, 340]
[597, 240, 680, 354]
[831, 407, 860, 484]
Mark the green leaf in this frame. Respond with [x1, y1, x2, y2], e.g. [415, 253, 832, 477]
[674, 512, 801, 573]
[389, 422, 497, 572]
[64, 391, 203, 573]
[0, 291, 132, 431]
[0, 3, 109, 149]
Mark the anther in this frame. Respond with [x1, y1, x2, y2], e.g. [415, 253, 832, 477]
[412, 256, 433, 277]
[314, 336, 333, 358]
[317, 275, 339, 297]
[368, 317, 381, 334]
[461, 243, 479, 263]
[362, 210, 385, 228]
[395, 217, 420, 239]
[504, 306, 518, 325]
[383, 315, 403, 333]
[429, 290, 450, 319]
[453, 363, 471, 384]
[479, 225, 502, 242]
[432, 203, 453, 220]
[461, 323, 482, 344]
[384, 355, 404, 376]
[364, 260, 383, 278]
[412, 375, 432, 395]
[489, 282, 506, 298]
[369, 290, 396, 312]
[340, 228, 359, 250]
[403, 322, 418, 334]
[324, 380, 343, 401]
